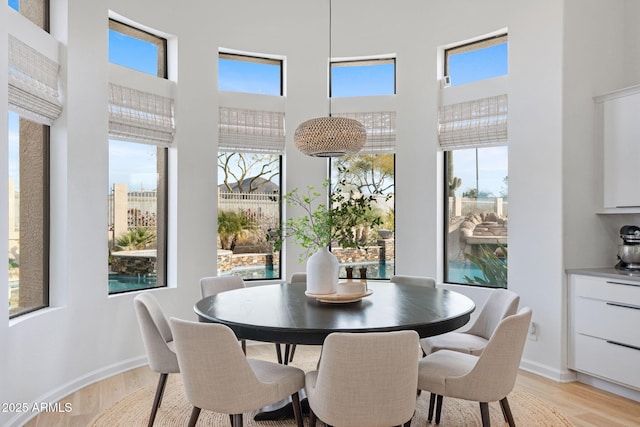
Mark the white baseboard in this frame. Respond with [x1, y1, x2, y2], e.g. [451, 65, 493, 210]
[7, 355, 148, 427]
[519, 357, 576, 383]
[575, 372, 640, 402]
[519, 357, 640, 403]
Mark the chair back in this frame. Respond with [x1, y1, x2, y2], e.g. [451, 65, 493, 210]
[200, 275, 245, 298]
[289, 272, 306, 283]
[170, 318, 275, 414]
[465, 289, 519, 339]
[308, 330, 419, 427]
[133, 293, 179, 374]
[448, 307, 532, 402]
[390, 274, 436, 288]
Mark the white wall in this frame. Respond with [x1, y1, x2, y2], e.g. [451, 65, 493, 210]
[2, 0, 639, 425]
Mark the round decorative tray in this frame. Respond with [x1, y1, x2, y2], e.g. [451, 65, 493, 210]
[305, 289, 373, 303]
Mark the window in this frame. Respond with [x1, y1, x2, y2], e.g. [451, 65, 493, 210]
[330, 153, 395, 280]
[8, 112, 50, 317]
[445, 34, 507, 87]
[8, 0, 49, 31]
[328, 59, 396, 280]
[108, 21, 170, 293]
[217, 152, 282, 280]
[218, 53, 283, 96]
[217, 53, 284, 281]
[109, 19, 167, 77]
[442, 34, 509, 287]
[330, 58, 395, 97]
[444, 148, 508, 287]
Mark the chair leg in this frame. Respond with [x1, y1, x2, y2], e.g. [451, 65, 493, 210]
[233, 413, 243, 427]
[187, 407, 201, 427]
[435, 394, 444, 424]
[500, 397, 515, 427]
[479, 402, 491, 427]
[291, 392, 303, 427]
[309, 408, 317, 427]
[275, 343, 283, 364]
[283, 344, 291, 365]
[148, 373, 168, 427]
[289, 344, 297, 362]
[427, 393, 436, 422]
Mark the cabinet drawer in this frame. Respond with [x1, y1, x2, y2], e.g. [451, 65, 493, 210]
[572, 275, 640, 305]
[573, 334, 640, 390]
[574, 296, 640, 347]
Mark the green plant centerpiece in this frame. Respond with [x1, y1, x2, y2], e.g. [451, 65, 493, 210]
[270, 179, 386, 294]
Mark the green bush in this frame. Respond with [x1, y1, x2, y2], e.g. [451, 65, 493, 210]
[464, 243, 508, 288]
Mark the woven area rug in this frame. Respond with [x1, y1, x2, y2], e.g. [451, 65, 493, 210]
[91, 345, 573, 427]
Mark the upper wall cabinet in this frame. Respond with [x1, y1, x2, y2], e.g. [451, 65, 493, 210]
[595, 85, 640, 213]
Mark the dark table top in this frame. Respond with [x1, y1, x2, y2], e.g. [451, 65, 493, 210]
[194, 282, 475, 345]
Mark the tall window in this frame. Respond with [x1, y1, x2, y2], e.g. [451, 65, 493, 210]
[8, 113, 49, 317]
[442, 35, 509, 287]
[217, 53, 284, 280]
[330, 59, 396, 280]
[108, 20, 170, 293]
[8, 0, 54, 317]
[445, 34, 507, 87]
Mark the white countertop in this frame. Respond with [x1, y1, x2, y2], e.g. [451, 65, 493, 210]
[566, 267, 640, 283]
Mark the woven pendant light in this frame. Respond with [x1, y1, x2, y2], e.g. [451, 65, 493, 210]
[294, 0, 366, 157]
[294, 116, 366, 157]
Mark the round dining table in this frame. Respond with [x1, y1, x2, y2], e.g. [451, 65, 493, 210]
[194, 281, 475, 345]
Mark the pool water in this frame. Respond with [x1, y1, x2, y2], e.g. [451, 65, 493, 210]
[446, 260, 485, 284]
[109, 273, 158, 293]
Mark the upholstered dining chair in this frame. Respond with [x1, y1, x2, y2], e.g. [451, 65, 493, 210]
[420, 288, 519, 356]
[390, 274, 436, 288]
[418, 307, 533, 427]
[133, 293, 180, 427]
[200, 275, 245, 297]
[305, 330, 420, 427]
[199, 275, 247, 353]
[170, 318, 305, 427]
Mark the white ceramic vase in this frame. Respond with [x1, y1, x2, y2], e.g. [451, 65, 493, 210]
[306, 246, 339, 295]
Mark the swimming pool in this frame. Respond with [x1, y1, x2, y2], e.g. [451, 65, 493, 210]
[109, 273, 158, 293]
[446, 260, 486, 284]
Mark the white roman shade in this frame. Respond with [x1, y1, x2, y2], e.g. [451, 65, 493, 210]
[438, 94, 508, 149]
[218, 107, 285, 154]
[334, 111, 396, 154]
[108, 83, 175, 146]
[8, 34, 62, 125]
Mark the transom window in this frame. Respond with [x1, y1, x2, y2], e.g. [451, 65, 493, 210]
[445, 34, 508, 87]
[218, 53, 283, 96]
[109, 19, 167, 78]
[330, 58, 395, 97]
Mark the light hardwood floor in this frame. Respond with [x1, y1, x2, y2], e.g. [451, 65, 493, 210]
[23, 345, 640, 427]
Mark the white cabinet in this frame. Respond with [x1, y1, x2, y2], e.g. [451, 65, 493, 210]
[595, 85, 640, 210]
[568, 274, 640, 390]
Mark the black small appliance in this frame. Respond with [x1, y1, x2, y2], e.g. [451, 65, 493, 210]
[615, 225, 640, 271]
